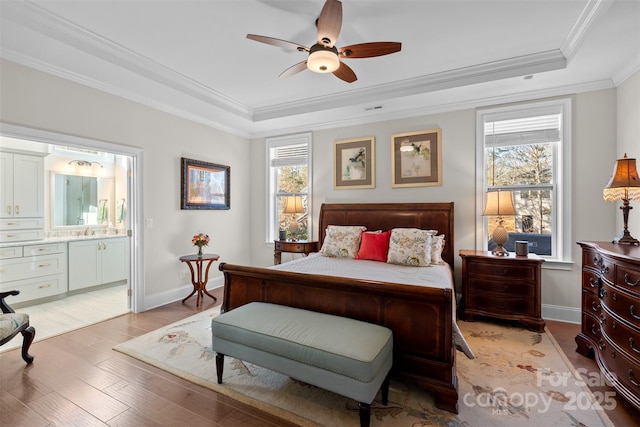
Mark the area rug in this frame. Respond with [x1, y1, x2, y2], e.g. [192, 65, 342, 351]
[114, 308, 614, 427]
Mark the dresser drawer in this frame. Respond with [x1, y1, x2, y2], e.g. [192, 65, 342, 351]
[0, 253, 66, 282]
[467, 260, 537, 280]
[601, 307, 640, 363]
[583, 290, 602, 317]
[582, 312, 603, 342]
[601, 333, 640, 396]
[0, 274, 66, 304]
[0, 246, 22, 259]
[466, 293, 536, 316]
[602, 282, 640, 330]
[616, 265, 640, 296]
[468, 278, 535, 297]
[581, 269, 600, 294]
[585, 251, 615, 284]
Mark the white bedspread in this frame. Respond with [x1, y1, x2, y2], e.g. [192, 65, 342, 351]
[271, 253, 474, 359]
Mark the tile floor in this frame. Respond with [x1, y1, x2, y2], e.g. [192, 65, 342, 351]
[1, 284, 129, 352]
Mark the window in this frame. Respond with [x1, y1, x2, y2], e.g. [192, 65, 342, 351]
[266, 133, 312, 242]
[476, 99, 572, 266]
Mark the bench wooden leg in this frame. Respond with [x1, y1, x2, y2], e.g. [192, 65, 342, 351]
[20, 326, 35, 364]
[381, 373, 390, 405]
[358, 402, 370, 427]
[215, 353, 224, 384]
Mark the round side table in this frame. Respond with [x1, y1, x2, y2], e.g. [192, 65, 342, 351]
[179, 253, 220, 306]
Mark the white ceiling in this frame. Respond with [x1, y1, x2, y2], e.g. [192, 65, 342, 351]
[1, 0, 639, 138]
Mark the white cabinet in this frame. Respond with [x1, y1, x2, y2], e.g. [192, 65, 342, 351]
[68, 237, 127, 291]
[0, 242, 67, 304]
[0, 151, 45, 242]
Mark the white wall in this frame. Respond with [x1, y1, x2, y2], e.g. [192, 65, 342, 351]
[616, 70, 640, 237]
[251, 90, 625, 322]
[0, 59, 251, 310]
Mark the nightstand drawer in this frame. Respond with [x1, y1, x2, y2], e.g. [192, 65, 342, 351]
[467, 278, 535, 297]
[467, 261, 537, 280]
[466, 293, 535, 316]
[275, 242, 308, 252]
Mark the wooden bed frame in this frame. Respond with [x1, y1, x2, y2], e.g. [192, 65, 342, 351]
[218, 202, 459, 413]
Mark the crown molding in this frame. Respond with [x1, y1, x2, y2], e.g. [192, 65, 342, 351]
[3, 1, 252, 120]
[561, 0, 613, 60]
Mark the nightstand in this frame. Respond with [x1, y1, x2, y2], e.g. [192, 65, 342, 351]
[273, 240, 319, 265]
[459, 249, 545, 332]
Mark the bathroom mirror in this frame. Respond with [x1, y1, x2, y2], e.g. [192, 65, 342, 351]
[51, 173, 114, 227]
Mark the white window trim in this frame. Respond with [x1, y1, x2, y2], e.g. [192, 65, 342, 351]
[265, 132, 313, 243]
[475, 98, 573, 269]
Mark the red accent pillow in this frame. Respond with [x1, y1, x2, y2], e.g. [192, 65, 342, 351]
[355, 230, 391, 262]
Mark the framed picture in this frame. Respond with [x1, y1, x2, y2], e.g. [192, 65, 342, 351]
[181, 157, 230, 210]
[333, 137, 375, 189]
[391, 128, 442, 187]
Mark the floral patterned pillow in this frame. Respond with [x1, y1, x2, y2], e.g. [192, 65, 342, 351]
[387, 228, 433, 266]
[431, 234, 446, 265]
[320, 225, 367, 258]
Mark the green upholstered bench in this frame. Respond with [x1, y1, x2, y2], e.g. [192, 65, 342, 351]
[211, 302, 393, 427]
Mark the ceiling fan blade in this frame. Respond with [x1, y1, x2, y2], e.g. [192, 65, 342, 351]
[333, 61, 357, 83]
[246, 34, 308, 52]
[339, 42, 402, 59]
[317, 0, 342, 47]
[279, 61, 308, 79]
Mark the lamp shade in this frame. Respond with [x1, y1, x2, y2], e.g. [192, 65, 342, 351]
[283, 196, 305, 214]
[307, 49, 340, 73]
[483, 190, 516, 216]
[603, 153, 640, 202]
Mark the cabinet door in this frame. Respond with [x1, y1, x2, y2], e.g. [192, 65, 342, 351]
[13, 154, 44, 218]
[102, 238, 128, 284]
[69, 240, 101, 290]
[0, 152, 14, 219]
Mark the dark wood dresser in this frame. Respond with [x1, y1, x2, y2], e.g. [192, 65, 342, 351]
[576, 241, 640, 411]
[459, 249, 545, 332]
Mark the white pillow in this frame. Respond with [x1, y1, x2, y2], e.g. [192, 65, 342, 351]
[320, 225, 367, 258]
[431, 234, 446, 265]
[387, 228, 433, 266]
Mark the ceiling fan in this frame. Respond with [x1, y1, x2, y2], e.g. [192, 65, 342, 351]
[246, 0, 401, 83]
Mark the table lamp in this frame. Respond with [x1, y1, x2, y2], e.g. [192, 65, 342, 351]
[603, 153, 640, 245]
[483, 189, 516, 256]
[283, 196, 305, 241]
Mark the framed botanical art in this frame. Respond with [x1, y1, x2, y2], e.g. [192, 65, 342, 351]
[181, 157, 230, 210]
[333, 137, 375, 189]
[391, 128, 442, 187]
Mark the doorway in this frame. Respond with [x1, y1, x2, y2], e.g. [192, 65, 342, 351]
[0, 123, 144, 321]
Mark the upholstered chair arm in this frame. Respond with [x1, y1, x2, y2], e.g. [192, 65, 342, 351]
[0, 290, 19, 314]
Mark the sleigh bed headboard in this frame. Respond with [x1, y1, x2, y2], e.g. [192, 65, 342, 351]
[317, 202, 455, 269]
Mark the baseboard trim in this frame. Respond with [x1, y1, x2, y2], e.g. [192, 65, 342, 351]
[142, 277, 224, 311]
[542, 303, 581, 324]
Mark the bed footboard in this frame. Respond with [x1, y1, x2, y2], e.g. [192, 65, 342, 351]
[218, 262, 459, 413]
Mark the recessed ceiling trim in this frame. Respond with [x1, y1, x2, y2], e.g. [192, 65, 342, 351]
[252, 49, 567, 122]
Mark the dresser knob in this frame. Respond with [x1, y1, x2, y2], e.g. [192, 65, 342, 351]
[630, 370, 640, 387]
[631, 305, 640, 321]
[591, 301, 600, 312]
[630, 338, 640, 354]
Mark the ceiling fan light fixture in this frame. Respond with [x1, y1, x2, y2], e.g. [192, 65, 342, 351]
[307, 45, 340, 73]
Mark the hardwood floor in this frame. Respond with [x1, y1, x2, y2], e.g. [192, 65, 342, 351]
[1, 292, 638, 426]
